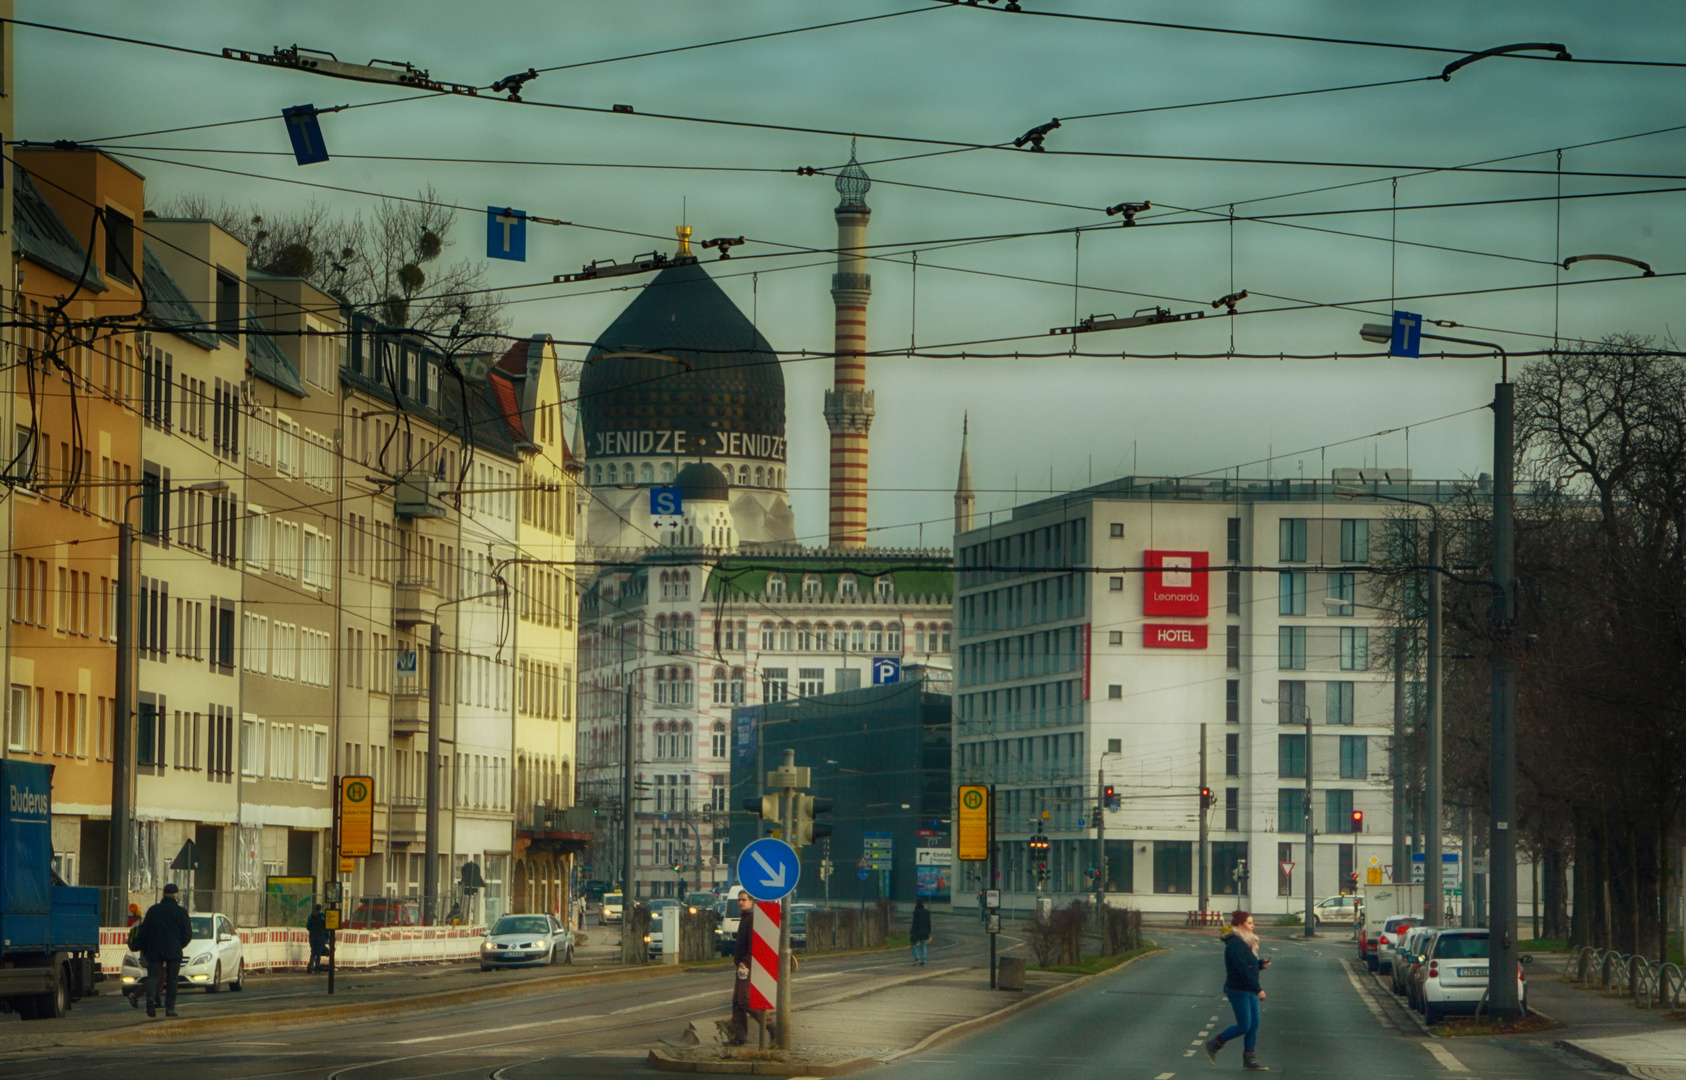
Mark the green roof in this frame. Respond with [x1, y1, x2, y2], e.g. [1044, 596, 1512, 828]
[707, 556, 951, 601]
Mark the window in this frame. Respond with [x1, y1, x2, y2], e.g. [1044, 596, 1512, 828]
[1109, 522, 1123, 538]
[1224, 788, 1240, 832]
[1108, 630, 1124, 646]
[762, 668, 788, 702]
[1107, 685, 1122, 700]
[760, 621, 776, 650]
[887, 623, 902, 651]
[1325, 789, 1354, 834]
[711, 722, 727, 758]
[1152, 841, 1192, 894]
[1278, 572, 1306, 616]
[1227, 517, 1241, 562]
[1227, 571, 1241, 615]
[838, 574, 857, 599]
[1277, 626, 1306, 670]
[766, 573, 786, 598]
[1277, 734, 1306, 778]
[104, 208, 135, 285]
[1340, 627, 1368, 670]
[798, 668, 824, 697]
[867, 623, 883, 652]
[209, 598, 236, 672]
[1277, 790, 1306, 833]
[1327, 681, 1355, 725]
[202, 264, 240, 338]
[140, 462, 169, 540]
[1326, 572, 1355, 617]
[1225, 733, 1240, 777]
[1226, 626, 1240, 670]
[1339, 736, 1367, 780]
[1279, 518, 1307, 563]
[7, 684, 31, 752]
[1108, 576, 1123, 591]
[1277, 680, 1306, 725]
[136, 694, 165, 767]
[874, 576, 893, 600]
[1226, 679, 1240, 724]
[1340, 519, 1369, 563]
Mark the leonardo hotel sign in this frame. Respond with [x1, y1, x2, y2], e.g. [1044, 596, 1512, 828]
[1144, 623, 1208, 649]
[1143, 550, 1209, 615]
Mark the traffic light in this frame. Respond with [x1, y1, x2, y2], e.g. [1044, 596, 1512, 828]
[1199, 786, 1213, 810]
[1103, 785, 1119, 810]
[1350, 810, 1364, 834]
[741, 795, 780, 822]
[793, 795, 834, 847]
[1027, 833, 1050, 856]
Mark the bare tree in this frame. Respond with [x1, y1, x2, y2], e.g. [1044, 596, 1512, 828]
[155, 187, 507, 339]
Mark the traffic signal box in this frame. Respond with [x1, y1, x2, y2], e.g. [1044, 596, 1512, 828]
[1199, 786, 1213, 809]
[1351, 810, 1364, 834]
[1029, 833, 1050, 883]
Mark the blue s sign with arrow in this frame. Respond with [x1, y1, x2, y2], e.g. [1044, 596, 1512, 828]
[737, 837, 800, 902]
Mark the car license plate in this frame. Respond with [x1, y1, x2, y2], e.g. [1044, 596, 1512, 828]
[1457, 967, 1487, 978]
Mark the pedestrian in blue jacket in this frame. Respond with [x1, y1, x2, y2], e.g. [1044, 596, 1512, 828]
[1204, 909, 1270, 1070]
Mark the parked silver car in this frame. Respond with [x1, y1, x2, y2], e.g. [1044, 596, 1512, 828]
[479, 913, 573, 970]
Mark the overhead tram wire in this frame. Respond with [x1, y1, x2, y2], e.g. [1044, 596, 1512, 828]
[948, 2, 1686, 70]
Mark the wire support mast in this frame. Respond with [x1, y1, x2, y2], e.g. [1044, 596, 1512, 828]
[221, 44, 481, 95]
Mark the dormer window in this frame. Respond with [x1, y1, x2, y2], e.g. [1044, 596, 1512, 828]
[838, 574, 858, 599]
[767, 573, 786, 598]
[802, 574, 822, 600]
[874, 575, 894, 600]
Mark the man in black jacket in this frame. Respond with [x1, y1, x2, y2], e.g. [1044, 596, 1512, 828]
[136, 883, 194, 1017]
[728, 893, 776, 1046]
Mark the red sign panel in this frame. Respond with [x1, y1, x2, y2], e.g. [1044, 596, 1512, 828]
[1144, 623, 1209, 649]
[1143, 550, 1209, 616]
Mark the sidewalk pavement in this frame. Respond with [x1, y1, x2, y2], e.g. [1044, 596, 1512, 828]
[1517, 952, 1686, 1078]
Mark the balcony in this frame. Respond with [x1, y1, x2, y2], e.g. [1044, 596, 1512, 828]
[395, 474, 448, 520]
[389, 797, 425, 845]
[392, 686, 430, 733]
[394, 575, 437, 626]
[516, 803, 595, 853]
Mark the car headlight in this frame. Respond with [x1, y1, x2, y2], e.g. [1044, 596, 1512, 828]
[481, 940, 495, 951]
[191, 951, 213, 966]
[643, 934, 651, 943]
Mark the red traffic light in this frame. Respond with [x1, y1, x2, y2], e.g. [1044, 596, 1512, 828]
[1350, 810, 1364, 834]
[1199, 786, 1213, 809]
[1103, 785, 1118, 810]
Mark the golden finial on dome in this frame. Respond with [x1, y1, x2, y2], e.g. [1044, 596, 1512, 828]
[676, 224, 693, 257]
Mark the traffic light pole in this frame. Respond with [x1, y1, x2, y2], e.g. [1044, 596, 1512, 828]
[777, 767, 793, 1051]
[1198, 724, 1210, 916]
[1094, 766, 1106, 907]
[987, 784, 997, 990]
[1488, 378, 1522, 1019]
[1304, 704, 1316, 938]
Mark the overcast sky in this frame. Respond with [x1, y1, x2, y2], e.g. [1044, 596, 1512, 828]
[23, 1, 1686, 546]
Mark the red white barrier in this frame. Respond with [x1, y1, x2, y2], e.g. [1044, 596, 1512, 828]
[749, 901, 779, 1010]
[98, 924, 487, 976]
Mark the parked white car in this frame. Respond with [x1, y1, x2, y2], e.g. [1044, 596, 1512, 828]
[1392, 925, 1437, 998]
[1374, 915, 1422, 974]
[1416, 928, 1528, 1024]
[1313, 895, 1362, 927]
[121, 912, 244, 993]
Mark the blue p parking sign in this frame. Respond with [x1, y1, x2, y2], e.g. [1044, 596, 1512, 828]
[872, 657, 901, 685]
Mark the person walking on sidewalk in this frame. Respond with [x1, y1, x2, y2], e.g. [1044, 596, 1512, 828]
[1205, 909, 1270, 1071]
[306, 904, 330, 973]
[728, 893, 775, 1046]
[909, 898, 932, 965]
[135, 883, 193, 1018]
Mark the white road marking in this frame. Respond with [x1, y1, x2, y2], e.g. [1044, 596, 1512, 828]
[1190, 1039, 1205, 1045]
[1422, 1041, 1469, 1072]
[1340, 959, 1388, 1023]
[611, 989, 723, 1014]
[1182, 1049, 1196, 1057]
[1209, 1015, 1220, 1022]
[1156, 1073, 1175, 1079]
[388, 1014, 605, 1043]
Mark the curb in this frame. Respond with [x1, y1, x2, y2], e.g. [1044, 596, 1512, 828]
[1556, 1039, 1640, 1077]
[881, 945, 1166, 1062]
[78, 962, 688, 1044]
[648, 1048, 879, 1076]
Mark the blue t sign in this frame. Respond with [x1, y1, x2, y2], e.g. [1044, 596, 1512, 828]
[1390, 310, 1423, 358]
[487, 207, 527, 262]
[282, 105, 329, 165]
[651, 487, 682, 516]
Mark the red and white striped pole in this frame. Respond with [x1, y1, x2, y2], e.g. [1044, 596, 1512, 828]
[749, 900, 780, 1039]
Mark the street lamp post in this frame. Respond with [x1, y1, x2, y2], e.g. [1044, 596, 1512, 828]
[108, 479, 227, 924]
[1263, 697, 1315, 936]
[1358, 321, 1518, 1016]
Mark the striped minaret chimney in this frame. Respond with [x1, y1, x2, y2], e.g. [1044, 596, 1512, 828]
[824, 145, 874, 548]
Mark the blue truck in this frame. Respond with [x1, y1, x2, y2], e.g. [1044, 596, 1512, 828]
[1, 760, 102, 1018]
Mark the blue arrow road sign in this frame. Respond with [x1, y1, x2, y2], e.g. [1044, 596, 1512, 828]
[738, 837, 800, 902]
[872, 657, 901, 685]
[487, 207, 527, 262]
[282, 105, 329, 165]
[651, 487, 682, 516]
[1390, 310, 1423, 358]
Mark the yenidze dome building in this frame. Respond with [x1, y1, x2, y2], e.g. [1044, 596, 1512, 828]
[579, 258, 795, 548]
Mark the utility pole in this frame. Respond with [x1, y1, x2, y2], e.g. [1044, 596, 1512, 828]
[1198, 724, 1209, 916]
[1425, 528, 1444, 925]
[1391, 630, 1408, 884]
[1304, 704, 1316, 938]
[776, 749, 795, 1051]
[107, 515, 135, 925]
[987, 783, 998, 990]
[424, 621, 443, 922]
[1094, 766, 1106, 907]
[1488, 376, 1522, 1018]
[621, 634, 636, 967]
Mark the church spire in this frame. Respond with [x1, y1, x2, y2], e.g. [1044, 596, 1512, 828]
[954, 412, 975, 537]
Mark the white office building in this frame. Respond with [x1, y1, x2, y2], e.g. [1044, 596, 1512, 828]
[954, 471, 1455, 916]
